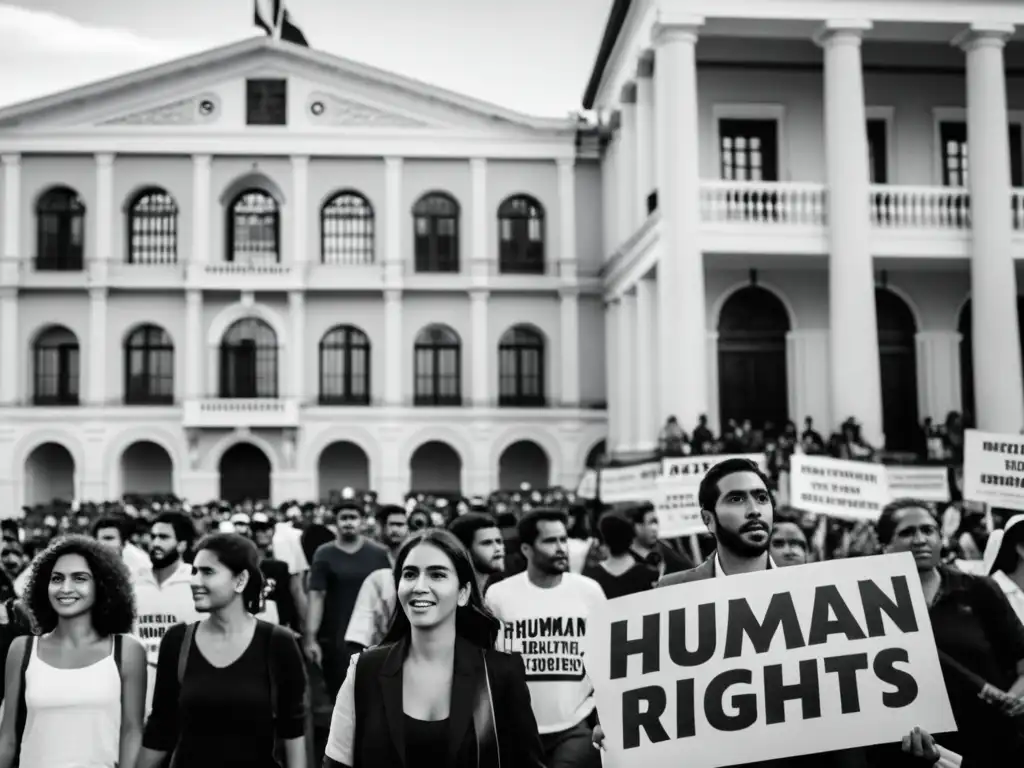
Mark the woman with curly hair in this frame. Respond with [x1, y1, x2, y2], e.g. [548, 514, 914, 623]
[136, 533, 308, 768]
[0, 534, 147, 768]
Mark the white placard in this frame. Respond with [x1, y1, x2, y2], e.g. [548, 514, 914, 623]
[577, 469, 598, 500]
[789, 455, 889, 521]
[660, 453, 768, 494]
[600, 462, 661, 504]
[582, 554, 956, 768]
[963, 429, 1024, 510]
[885, 466, 950, 503]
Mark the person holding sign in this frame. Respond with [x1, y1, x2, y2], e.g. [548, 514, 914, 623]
[876, 499, 1024, 764]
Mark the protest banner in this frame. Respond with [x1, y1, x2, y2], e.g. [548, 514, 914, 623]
[582, 554, 956, 768]
[577, 469, 598, 500]
[963, 429, 1024, 510]
[789, 455, 889, 522]
[660, 453, 767, 493]
[884, 466, 950, 503]
[600, 462, 661, 504]
[655, 454, 767, 538]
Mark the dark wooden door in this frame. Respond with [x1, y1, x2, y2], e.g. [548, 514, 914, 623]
[219, 444, 271, 504]
[876, 289, 919, 451]
[867, 119, 888, 184]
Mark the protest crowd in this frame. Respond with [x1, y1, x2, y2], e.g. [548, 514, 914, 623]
[0, 417, 1017, 767]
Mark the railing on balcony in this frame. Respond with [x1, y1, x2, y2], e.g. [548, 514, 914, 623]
[183, 397, 299, 427]
[205, 262, 292, 276]
[1014, 190, 1024, 231]
[870, 186, 971, 230]
[700, 181, 827, 226]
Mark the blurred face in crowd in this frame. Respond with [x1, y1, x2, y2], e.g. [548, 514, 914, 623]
[148, 522, 185, 569]
[48, 553, 96, 619]
[769, 522, 808, 567]
[336, 506, 363, 543]
[704, 470, 773, 558]
[397, 542, 468, 633]
[233, 522, 251, 538]
[380, 512, 409, 549]
[884, 507, 941, 571]
[634, 508, 659, 548]
[191, 549, 246, 613]
[252, 524, 274, 552]
[408, 511, 431, 533]
[1, 543, 25, 576]
[94, 526, 125, 555]
[523, 519, 569, 575]
[469, 526, 505, 575]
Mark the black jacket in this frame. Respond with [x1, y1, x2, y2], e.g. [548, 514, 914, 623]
[325, 635, 546, 768]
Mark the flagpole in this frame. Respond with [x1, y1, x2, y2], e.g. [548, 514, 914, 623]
[273, 1, 284, 40]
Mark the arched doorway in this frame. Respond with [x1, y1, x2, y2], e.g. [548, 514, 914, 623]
[585, 440, 606, 469]
[120, 441, 174, 497]
[498, 440, 550, 490]
[317, 441, 370, 501]
[24, 442, 75, 506]
[877, 288, 919, 451]
[409, 441, 461, 494]
[718, 286, 790, 430]
[959, 297, 1024, 423]
[218, 443, 271, 504]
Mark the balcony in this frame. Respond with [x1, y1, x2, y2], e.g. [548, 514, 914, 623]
[187, 261, 301, 291]
[182, 398, 300, 428]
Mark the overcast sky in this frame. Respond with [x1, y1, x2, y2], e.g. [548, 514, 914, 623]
[0, 0, 613, 116]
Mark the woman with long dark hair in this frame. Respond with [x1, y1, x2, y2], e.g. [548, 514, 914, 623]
[323, 529, 545, 767]
[135, 533, 308, 768]
[0, 535, 146, 768]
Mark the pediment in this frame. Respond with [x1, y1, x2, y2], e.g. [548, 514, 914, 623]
[0, 37, 572, 137]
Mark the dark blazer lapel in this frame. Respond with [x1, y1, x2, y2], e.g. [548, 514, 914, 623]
[446, 636, 482, 767]
[379, 638, 408, 767]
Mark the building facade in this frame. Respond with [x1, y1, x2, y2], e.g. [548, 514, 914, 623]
[0, 37, 608, 511]
[589, 0, 1024, 455]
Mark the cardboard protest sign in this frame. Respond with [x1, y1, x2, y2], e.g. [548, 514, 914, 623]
[789, 455, 889, 521]
[655, 454, 768, 539]
[660, 454, 768, 493]
[600, 462, 661, 503]
[577, 469, 598, 500]
[963, 429, 1024, 510]
[885, 466, 950, 503]
[582, 554, 956, 768]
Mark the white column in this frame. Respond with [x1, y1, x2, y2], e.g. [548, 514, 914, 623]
[601, 131, 618, 256]
[618, 92, 637, 239]
[88, 288, 107, 404]
[915, 331, 962, 423]
[635, 277, 657, 449]
[289, 291, 305, 400]
[654, 19, 708, 428]
[604, 117, 621, 252]
[619, 289, 638, 451]
[185, 290, 203, 399]
[818, 21, 884, 445]
[706, 331, 720, 435]
[604, 299, 621, 452]
[559, 289, 580, 406]
[191, 155, 212, 264]
[94, 153, 114, 264]
[557, 157, 577, 279]
[786, 330, 831, 432]
[384, 157, 403, 284]
[635, 57, 655, 223]
[470, 290, 489, 406]
[470, 158, 488, 278]
[383, 289, 403, 405]
[2, 154, 20, 271]
[0, 290, 17, 404]
[290, 155, 309, 265]
[959, 24, 1024, 431]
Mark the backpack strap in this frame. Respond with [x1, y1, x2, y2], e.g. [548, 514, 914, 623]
[265, 622, 279, 720]
[14, 635, 34, 761]
[113, 634, 123, 677]
[178, 622, 197, 686]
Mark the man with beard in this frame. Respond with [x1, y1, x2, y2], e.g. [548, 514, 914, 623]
[304, 501, 390, 697]
[449, 512, 506, 595]
[132, 510, 199, 715]
[486, 509, 605, 768]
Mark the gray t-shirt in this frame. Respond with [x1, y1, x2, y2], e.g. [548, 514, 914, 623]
[309, 539, 391, 649]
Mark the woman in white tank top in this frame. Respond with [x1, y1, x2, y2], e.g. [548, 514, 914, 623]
[0, 535, 147, 768]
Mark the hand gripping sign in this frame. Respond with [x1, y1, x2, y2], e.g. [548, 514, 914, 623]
[582, 554, 956, 768]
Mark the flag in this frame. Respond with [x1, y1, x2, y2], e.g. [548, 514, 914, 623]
[254, 0, 309, 47]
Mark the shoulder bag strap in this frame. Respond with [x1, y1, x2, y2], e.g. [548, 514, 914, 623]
[113, 634, 123, 677]
[13, 635, 34, 764]
[265, 622, 279, 720]
[177, 622, 196, 686]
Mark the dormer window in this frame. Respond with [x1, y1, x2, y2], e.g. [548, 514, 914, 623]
[246, 79, 287, 126]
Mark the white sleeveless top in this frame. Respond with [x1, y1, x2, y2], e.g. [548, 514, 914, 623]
[19, 636, 121, 768]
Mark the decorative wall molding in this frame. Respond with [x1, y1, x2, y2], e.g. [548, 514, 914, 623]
[306, 91, 428, 128]
[101, 93, 221, 126]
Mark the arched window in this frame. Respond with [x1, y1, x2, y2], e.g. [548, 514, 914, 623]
[322, 191, 374, 265]
[227, 190, 280, 265]
[127, 188, 178, 264]
[33, 326, 80, 405]
[319, 325, 370, 405]
[412, 193, 459, 273]
[124, 325, 174, 405]
[219, 318, 278, 398]
[36, 187, 85, 271]
[498, 325, 545, 406]
[498, 195, 545, 274]
[414, 325, 461, 406]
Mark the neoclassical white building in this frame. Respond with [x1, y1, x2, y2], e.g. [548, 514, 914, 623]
[592, 0, 1024, 454]
[0, 37, 608, 511]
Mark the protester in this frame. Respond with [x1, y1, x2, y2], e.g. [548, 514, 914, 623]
[136, 533, 308, 768]
[0, 535, 146, 768]
[322, 529, 545, 768]
[447, 512, 506, 595]
[92, 515, 151, 576]
[625, 501, 693, 577]
[984, 513, 1024, 625]
[769, 520, 809, 567]
[583, 512, 657, 598]
[485, 509, 605, 768]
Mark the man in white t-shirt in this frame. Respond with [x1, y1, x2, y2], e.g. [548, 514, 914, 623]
[485, 508, 605, 768]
